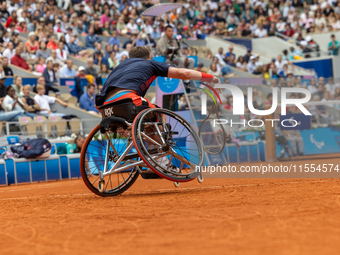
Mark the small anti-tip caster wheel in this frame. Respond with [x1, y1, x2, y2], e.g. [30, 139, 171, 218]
[197, 173, 204, 183]
[98, 180, 105, 193]
[174, 182, 180, 187]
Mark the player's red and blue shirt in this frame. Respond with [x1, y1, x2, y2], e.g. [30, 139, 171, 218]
[96, 58, 170, 106]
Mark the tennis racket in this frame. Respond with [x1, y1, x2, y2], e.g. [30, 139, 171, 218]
[198, 102, 226, 155]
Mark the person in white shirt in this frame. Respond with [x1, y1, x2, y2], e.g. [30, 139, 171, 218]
[46, 49, 65, 67]
[2, 41, 15, 64]
[247, 55, 257, 74]
[56, 41, 68, 63]
[2, 85, 36, 118]
[205, 0, 218, 11]
[276, 18, 286, 32]
[255, 55, 263, 67]
[307, 78, 318, 94]
[34, 84, 68, 117]
[275, 55, 288, 73]
[214, 47, 228, 66]
[126, 18, 139, 34]
[254, 23, 267, 38]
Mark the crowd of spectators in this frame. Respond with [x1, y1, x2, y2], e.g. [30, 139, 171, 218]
[0, 0, 339, 123]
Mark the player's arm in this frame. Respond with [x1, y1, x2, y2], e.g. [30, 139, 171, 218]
[167, 67, 221, 84]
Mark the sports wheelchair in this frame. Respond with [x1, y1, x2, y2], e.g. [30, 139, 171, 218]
[80, 99, 204, 197]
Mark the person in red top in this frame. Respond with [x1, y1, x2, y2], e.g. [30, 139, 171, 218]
[77, 66, 86, 77]
[25, 32, 39, 58]
[46, 35, 58, 50]
[5, 10, 17, 29]
[16, 17, 28, 33]
[11, 47, 32, 71]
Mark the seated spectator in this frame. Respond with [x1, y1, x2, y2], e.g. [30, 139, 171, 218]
[214, 47, 228, 66]
[5, 10, 17, 29]
[247, 55, 257, 74]
[97, 84, 103, 94]
[12, 76, 23, 97]
[116, 17, 127, 36]
[94, 50, 109, 67]
[46, 49, 65, 67]
[104, 44, 112, 58]
[33, 77, 60, 97]
[195, 63, 208, 73]
[84, 58, 98, 77]
[21, 85, 40, 113]
[11, 47, 32, 71]
[98, 64, 110, 82]
[77, 66, 86, 78]
[16, 17, 28, 32]
[135, 33, 146, 46]
[3, 41, 15, 64]
[0, 30, 10, 48]
[208, 63, 222, 77]
[36, 41, 50, 60]
[328, 34, 339, 56]
[68, 35, 90, 58]
[53, 19, 63, 33]
[126, 18, 139, 34]
[35, 25, 47, 42]
[79, 84, 99, 115]
[85, 27, 102, 49]
[243, 49, 252, 63]
[121, 55, 128, 62]
[56, 41, 68, 63]
[254, 23, 268, 38]
[34, 84, 68, 117]
[275, 55, 288, 73]
[0, 101, 22, 122]
[3, 85, 35, 118]
[75, 19, 88, 35]
[2, 57, 13, 76]
[58, 59, 77, 78]
[156, 25, 195, 69]
[118, 43, 132, 61]
[236, 56, 247, 71]
[57, 135, 85, 154]
[36, 57, 46, 73]
[25, 32, 39, 60]
[242, 23, 253, 37]
[108, 30, 120, 47]
[108, 51, 120, 69]
[123, 34, 137, 49]
[289, 46, 303, 60]
[46, 35, 58, 50]
[300, 40, 312, 58]
[227, 55, 237, 67]
[146, 34, 156, 48]
[225, 46, 236, 61]
[102, 21, 112, 36]
[43, 60, 58, 86]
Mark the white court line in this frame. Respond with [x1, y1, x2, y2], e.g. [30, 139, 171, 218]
[0, 181, 78, 193]
[0, 179, 335, 201]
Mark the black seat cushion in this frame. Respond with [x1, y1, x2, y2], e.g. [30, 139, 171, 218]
[100, 116, 128, 133]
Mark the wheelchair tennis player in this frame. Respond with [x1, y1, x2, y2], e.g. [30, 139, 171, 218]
[95, 46, 220, 170]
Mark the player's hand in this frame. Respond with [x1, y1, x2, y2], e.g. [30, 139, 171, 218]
[212, 76, 222, 94]
[212, 76, 221, 84]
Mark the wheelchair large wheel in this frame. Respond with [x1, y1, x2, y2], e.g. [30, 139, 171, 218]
[80, 124, 140, 197]
[132, 108, 204, 182]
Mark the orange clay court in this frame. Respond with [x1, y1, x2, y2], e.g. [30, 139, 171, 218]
[0, 156, 339, 255]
